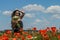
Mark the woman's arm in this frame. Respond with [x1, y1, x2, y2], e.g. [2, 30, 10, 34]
[20, 11, 25, 19]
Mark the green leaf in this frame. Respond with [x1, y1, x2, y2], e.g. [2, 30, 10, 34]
[51, 37, 58, 40]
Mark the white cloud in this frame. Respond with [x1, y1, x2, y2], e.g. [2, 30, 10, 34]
[2, 4, 60, 20]
[45, 5, 60, 13]
[2, 4, 60, 16]
[22, 4, 45, 12]
[2, 4, 60, 19]
[2, 11, 12, 15]
[52, 14, 60, 19]
[33, 19, 42, 24]
[25, 13, 35, 18]
[22, 4, 60, 19]
[35, 19, 41, 23]
[22, 4, 60, 14]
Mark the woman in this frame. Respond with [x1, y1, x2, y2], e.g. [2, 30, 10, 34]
[11, 10, 25, 33]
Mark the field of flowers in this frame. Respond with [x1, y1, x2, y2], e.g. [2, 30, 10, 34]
[0, 27, 60, 40]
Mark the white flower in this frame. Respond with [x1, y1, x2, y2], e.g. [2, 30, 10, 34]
[34, 36, 37, 38]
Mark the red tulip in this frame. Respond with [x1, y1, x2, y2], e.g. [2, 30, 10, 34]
[57, 35, 60, 39]
[12, 38, 17, 40]
[2, 33, 8, 37]
[21, 35, 25, 40]
[5, 30, 12, 34]
[0, 36, 2, 40]
[39, 29, 47, 35]
[51, 27, 56, 33]
[42, 34, 49, 40]
[42, 34, 49, 38]
[2, 34, 8, 40]
[14, 32, 21, 38]
[22, 31, 28, 35]
[32, 27, 37, 30]
[26, 34, 32, 39]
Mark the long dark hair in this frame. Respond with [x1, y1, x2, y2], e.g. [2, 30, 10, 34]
[11, 10, 20, 17]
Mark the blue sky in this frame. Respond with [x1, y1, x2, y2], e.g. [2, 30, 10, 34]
[0, 0, 60, 30]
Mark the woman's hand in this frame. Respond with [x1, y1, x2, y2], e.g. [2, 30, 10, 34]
[20, 11, 25, 19]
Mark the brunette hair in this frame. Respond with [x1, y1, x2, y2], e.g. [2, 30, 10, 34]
[11, 10, 20, 17]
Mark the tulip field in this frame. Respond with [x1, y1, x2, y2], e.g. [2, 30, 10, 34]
[0, 27, 60, 40]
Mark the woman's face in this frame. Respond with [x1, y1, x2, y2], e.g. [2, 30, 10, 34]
[15, 11, 20, 16]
